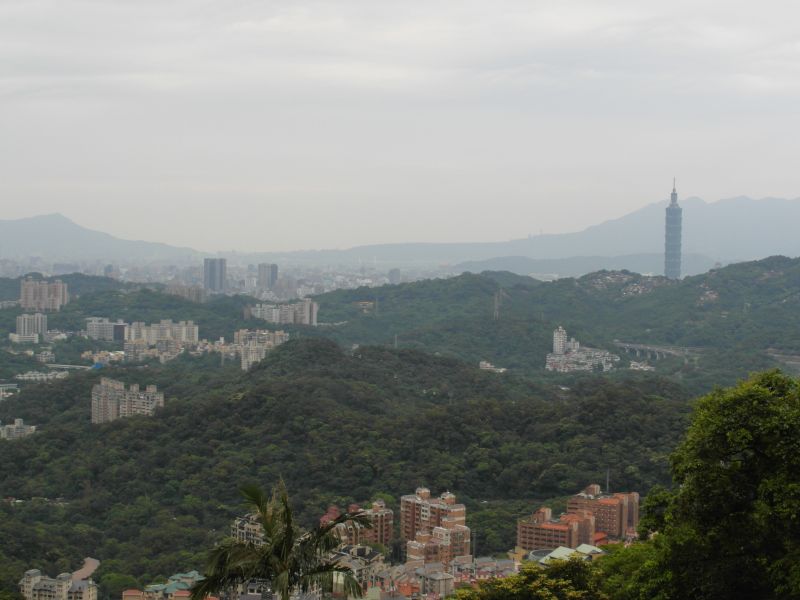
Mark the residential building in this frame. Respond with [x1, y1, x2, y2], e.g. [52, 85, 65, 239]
[203, 258, 227, 293]
[545, 327, 620, 372]
[516, 484, 639, 554]
[400, 488, 466, 541]
[91, 378, 165, 424]
[250, 298, 318, 326]
[320, 499, 394, 547]
[419, 571, 454, 598]
[1, 418, 37, 440]
[235, 329, 290, 370]
[665, 179, 682, 279]
[36, 351, 55, 364]
[20, 278, 69, 311]
[85, 318, 128, 342]
[401, 488, 470, 565]
[15, 371, 68, 382]
[566, 484, 640, 539]
[333, 546, 385, 588]
[231, 513, 265, 546]
[257, 263, 279, 290]
[10, 313, 48, 343]
[18, 570, 97, 600]
[406, 525, 471, 566]
[126, 571, 205, 600]
[127, 320, 199, 345]
[516, 507, 595, 551]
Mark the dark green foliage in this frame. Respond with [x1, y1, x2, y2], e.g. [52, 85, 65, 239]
[455, 559, 606, 600]
[191, 484, 364, 600]
[0, 340, 689, 589]
[659, 371, 800, 599]
[593, 371, 800, 599]
[313, 257, 800, 391]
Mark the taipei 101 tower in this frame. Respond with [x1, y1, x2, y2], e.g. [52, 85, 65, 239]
[664, 179, 682, 279]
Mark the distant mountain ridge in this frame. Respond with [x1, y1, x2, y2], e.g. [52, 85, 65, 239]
[3, 196, 800, 266]
[277, 196, 799, 264]
[0, 213, 198, 262]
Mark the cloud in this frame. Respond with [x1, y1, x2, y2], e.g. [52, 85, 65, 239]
[1, 0, 800, 251]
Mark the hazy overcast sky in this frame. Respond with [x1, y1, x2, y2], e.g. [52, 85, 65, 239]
[2, 1, 800, 251]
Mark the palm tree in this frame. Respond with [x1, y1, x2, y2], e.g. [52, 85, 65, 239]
[190, 483, 370, 600]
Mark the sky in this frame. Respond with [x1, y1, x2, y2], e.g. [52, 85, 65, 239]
[2, 0, 800, 252]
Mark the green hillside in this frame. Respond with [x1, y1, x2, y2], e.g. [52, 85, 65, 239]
[312, 256, 800, 388]
[0, 339, 689, 593]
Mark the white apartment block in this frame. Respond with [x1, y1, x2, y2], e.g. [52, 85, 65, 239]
[9, 313, 48, 343]
[91, 378, 165, 424]
[20, 279, 69, 312]
[126, 320, 199, 345]
[251, 298, 318, 326]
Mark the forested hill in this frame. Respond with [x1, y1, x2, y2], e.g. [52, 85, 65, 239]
[313, 255, 800, 385]
[0, 339, 689, 593]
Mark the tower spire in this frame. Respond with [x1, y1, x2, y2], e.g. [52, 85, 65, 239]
[665, 179, 683, 279]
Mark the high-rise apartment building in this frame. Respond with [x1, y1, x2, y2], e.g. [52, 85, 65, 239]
[20, 278, 69, 311]
[665, 180, 682, 279]
[203, 258, 227, 293]
[91, 378, 165, 424]
[257, 263, 279, 290]
[10, 313, 48, 343]
[553, 326, 567, 355]
[400, 488, 467, 540]
[400, 488, 471, 564]
[126, 320, 199, 345]
[251, 298, 318, 326]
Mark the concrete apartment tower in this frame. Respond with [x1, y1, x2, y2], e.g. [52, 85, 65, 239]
[664, 179, 682, 279]
[203, 258, 227, 293]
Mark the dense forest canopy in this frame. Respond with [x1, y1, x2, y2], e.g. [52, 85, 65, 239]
[4, 257, 800, 598]
[0, 340, 690, 594]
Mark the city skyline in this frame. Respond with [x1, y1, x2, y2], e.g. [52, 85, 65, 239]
[3, 2, 800, 250]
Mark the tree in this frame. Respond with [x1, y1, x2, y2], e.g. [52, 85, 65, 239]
[454, 560, 606, 600]
[653, 371, 800, 599]
[190, 483, 368, 600]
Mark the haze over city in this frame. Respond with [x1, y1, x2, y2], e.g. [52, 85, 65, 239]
[3, 0, 800, 251]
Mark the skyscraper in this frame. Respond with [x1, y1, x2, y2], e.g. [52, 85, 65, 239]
[664, 179, 682, 279]
[257, 263, 278, 290]
[203, 258, 227, 293]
